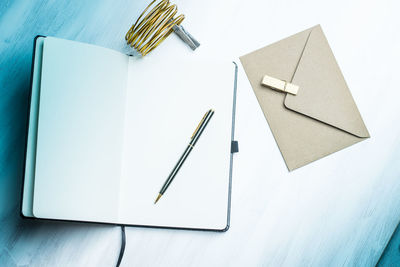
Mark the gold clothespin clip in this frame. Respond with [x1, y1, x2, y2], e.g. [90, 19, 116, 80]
[261, 75, 299, 95]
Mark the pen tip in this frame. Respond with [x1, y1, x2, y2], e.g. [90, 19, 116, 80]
[154, 193, 162, 204]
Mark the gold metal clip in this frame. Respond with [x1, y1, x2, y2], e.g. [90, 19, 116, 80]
[191, 110, 210, 139]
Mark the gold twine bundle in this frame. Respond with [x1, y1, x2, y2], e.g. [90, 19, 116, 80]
[125, 0, 185, 56]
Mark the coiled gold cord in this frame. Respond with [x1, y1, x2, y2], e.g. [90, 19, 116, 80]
[125, 0, 185, 56]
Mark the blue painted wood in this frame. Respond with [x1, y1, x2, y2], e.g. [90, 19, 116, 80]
[0, 1, 147, 265]
[0, 0, 147, 218]
[377, 223, 400, 266]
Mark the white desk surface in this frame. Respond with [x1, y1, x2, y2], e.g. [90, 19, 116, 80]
[0, 0, 399, 266]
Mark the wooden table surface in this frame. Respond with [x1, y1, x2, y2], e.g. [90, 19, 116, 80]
[1, 0, 400, 266]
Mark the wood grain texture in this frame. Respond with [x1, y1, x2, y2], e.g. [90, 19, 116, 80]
[0, 0, 149, 266]
[378, 222, 400, 266]
[1, 0, 400, 266]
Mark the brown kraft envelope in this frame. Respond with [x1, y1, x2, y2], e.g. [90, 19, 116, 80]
[240, 25, 369, 171]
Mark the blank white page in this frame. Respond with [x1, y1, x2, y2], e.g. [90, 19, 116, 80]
[33, 37, 129, 223]
[118, 55, 234, 230]
[22, 36, 45, 217]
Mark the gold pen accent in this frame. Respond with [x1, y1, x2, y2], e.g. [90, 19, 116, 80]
[191, 110, 211, 139]
[154, 193, 162, 204]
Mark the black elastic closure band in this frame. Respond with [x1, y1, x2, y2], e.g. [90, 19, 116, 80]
[116, 226, 126, 267]
[231, 141, 239, 153]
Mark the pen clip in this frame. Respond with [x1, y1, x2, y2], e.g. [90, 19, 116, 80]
[191, 110, 210, 139]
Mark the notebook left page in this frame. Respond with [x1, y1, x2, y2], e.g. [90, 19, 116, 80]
[22, 36, 45, 217]
[32, 37, 129, 223]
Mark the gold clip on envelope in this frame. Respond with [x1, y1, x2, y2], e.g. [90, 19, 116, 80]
[240, 25, 370, 171]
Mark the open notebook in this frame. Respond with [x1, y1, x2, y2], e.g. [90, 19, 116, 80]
[21, 36, 238, 231]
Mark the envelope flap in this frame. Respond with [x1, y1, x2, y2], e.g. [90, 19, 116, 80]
[284, 25, 369, 138]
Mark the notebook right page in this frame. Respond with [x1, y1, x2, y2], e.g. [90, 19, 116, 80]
[118, 56, 234, 230]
